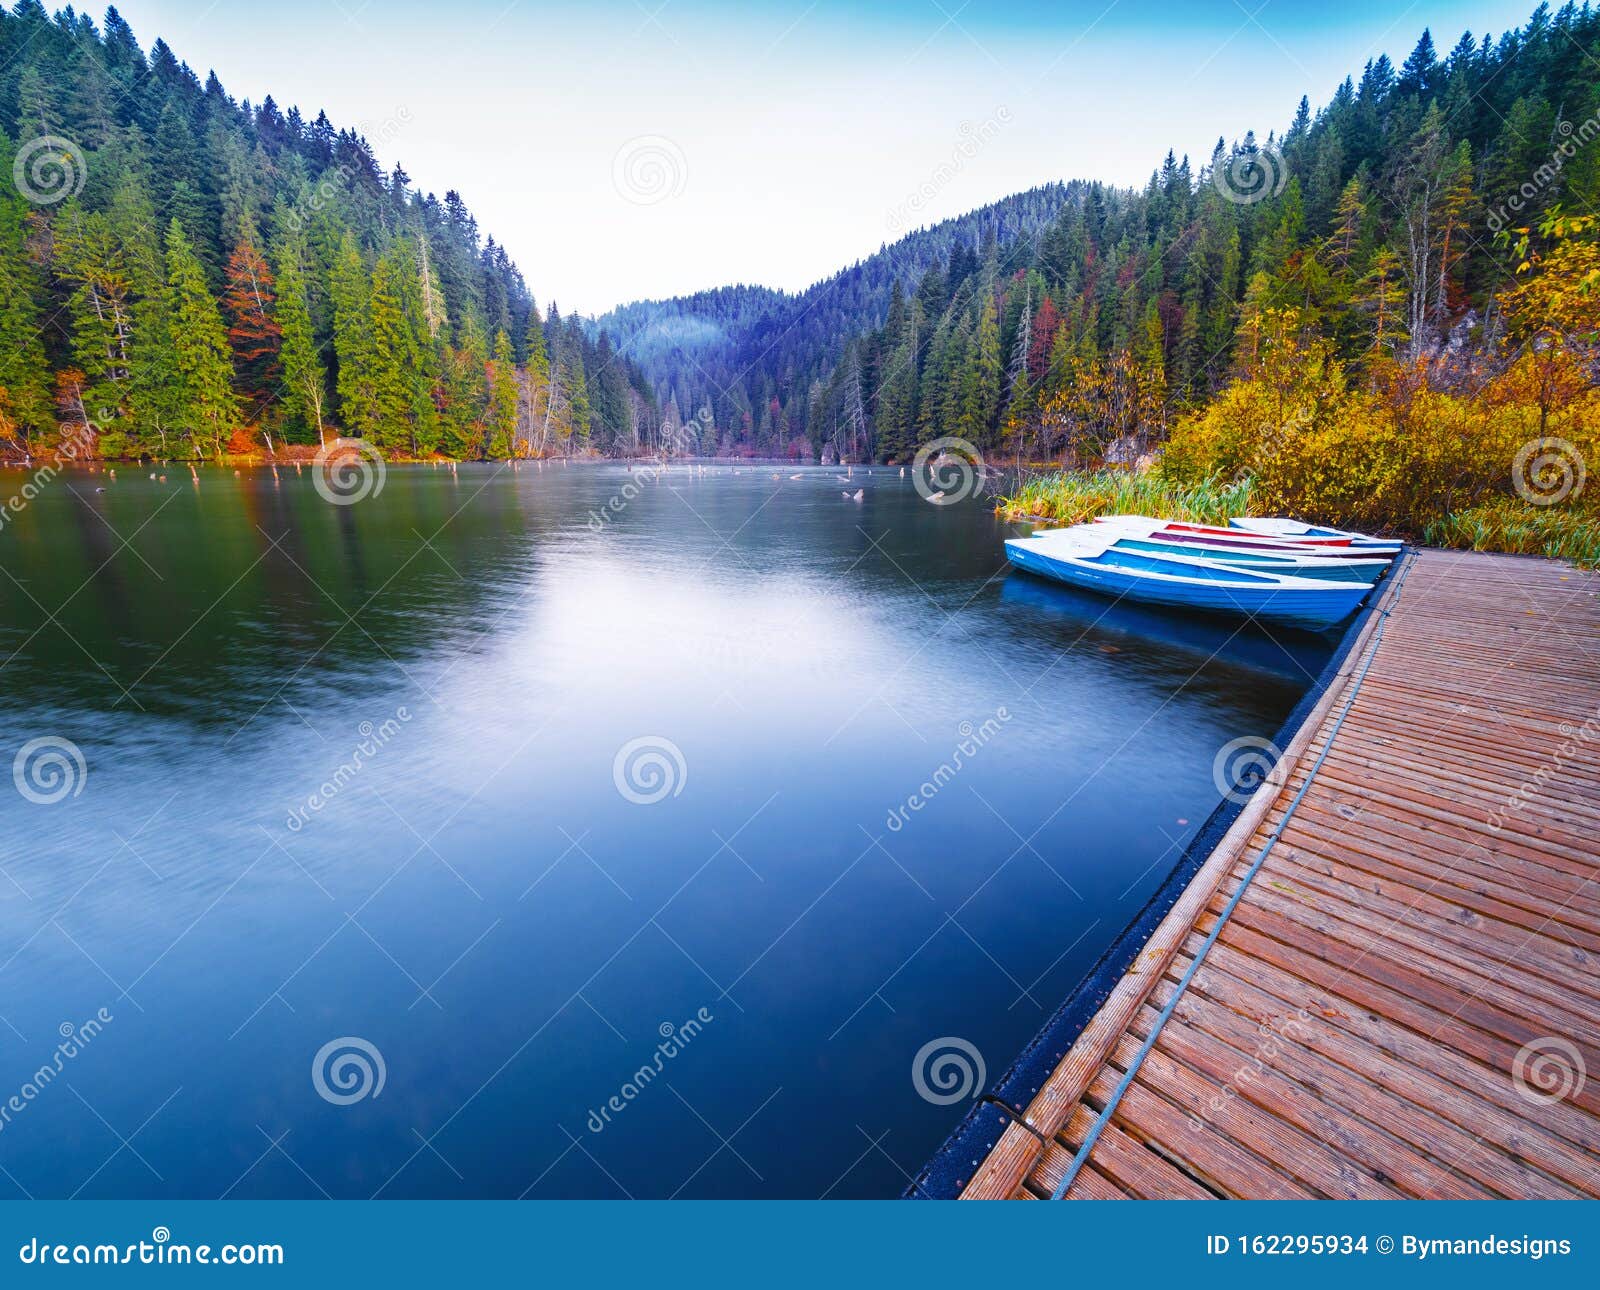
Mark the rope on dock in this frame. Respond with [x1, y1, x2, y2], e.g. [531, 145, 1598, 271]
[1049, 552, 1416, 1199]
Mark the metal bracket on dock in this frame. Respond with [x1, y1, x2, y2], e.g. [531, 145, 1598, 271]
[979, 1095, 1050, 1145]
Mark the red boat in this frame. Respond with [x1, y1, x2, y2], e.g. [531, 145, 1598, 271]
[1162, 521, 1353, 547]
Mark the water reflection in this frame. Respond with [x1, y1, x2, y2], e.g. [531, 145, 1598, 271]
[0, 463, 1328, 1198]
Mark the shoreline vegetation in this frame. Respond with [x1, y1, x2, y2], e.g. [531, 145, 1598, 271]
[996, 209, 1600, 567]
[0, 4, 1595, 567]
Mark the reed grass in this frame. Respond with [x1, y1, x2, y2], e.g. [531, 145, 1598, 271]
[1425, 499, 1600, 568]
[999, 469, 1253, 527]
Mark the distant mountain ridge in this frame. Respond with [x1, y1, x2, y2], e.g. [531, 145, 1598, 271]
[595, 183, 1075, 447]
[598, 2, 1600, 464]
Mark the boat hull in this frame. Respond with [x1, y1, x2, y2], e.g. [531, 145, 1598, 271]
[1108, 537, 1384, 582]
[1004, 541, 1369, 631]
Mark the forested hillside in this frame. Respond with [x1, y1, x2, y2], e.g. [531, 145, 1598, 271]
[595, 185, 1072, 456]
[603, 3, 1600, 470]
[0, 1, 655, 463]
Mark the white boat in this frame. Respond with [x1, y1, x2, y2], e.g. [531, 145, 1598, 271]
[1075, 519, 1389, 583]
[1225, 516, 1403, 554]
[1088, 515, 1400, 561]
[1005, 527, 1373, 631]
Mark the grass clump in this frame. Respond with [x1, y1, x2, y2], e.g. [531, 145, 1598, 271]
[1425, 499, 1600, 567]
[1000, 468, 1252, 527]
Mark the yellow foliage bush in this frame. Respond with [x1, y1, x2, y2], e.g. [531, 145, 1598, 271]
[1161, 348, 1598, 535]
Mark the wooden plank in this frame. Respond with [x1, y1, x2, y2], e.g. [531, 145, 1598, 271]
[951, 549, 1600, 1201]
[955, 567, 1397, 1198]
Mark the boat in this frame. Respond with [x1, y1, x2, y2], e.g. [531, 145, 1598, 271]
[1225, 516, 1403, 553]
[1162, 519, 1353, 546]
[1004, 528, 1373, 631]
[1095, 534, 1387, 583]
[1086, 516, 1396, 562]
[1068, 518, 1395, 582]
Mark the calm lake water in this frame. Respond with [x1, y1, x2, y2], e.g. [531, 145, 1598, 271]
[0, 461, 1330, 1198]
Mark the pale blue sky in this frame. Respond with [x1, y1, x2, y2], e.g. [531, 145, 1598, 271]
[112, 1, 1541, 312]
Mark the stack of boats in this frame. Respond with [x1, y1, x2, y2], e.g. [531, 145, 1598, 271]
[1004, 516, 1402, 631]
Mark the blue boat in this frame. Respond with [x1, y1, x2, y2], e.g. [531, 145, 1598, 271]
[1074, 520, 1389, 583]
[1004, 529, 1372, 631]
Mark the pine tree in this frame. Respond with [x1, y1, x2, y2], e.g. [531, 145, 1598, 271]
[962, 296, 1002, 444]
[273, 233, 327, 445]
[369, 238, 438, 455]
[486, 328, 518, 457]
[439, 313, 488, 458]
[163, 219, 238, 458]
[329, 230, 380, 438]
[522, 301, 552, 453]
[560, 320, 591, 446]
[53, 208, 134, 421]
[0, 130, 53, 449]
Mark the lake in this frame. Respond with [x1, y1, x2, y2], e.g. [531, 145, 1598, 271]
[0, 461, 1330, 1198]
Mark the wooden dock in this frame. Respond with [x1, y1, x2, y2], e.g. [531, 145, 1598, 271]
[959, 547, 1600, 1200]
